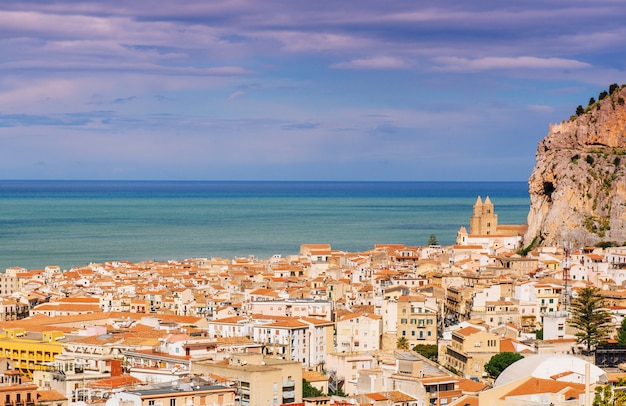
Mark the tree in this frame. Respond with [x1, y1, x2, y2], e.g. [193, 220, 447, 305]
[610, 83, 620, 94]
[428, 234, 439, 245]
[599, 90, 609, 100]
[329, 387, 347, 397]
[412, 344, 438, 361]
[302, 379, 324, 398]
[593, 380, 626, 406]
[594, 384, 614, 406]
[576, 105, 585, 116]
[397, 336, 409, 350]
[484, 352, 524, 379]
[618, 318, 626, 346]
[569, 287, 612, 353]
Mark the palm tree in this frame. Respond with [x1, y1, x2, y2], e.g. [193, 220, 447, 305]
[397, 336, 409, 350]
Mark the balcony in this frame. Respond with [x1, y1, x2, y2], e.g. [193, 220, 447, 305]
[282, 381, 295, 392]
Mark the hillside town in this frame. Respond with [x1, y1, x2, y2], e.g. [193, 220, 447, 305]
[2, 197, 626, 406]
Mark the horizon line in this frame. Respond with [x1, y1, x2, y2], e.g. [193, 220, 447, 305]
[0, 179, 529, 183]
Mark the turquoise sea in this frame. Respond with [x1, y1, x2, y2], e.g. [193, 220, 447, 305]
[0, 181, 530, 270]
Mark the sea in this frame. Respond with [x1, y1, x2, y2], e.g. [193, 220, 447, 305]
[0, 180, 530, 271]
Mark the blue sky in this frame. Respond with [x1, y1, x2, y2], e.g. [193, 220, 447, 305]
[1, 1, 625, 181]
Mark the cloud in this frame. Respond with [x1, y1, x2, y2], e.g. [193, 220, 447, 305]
[113, 96, 136, 104]
[332, 56, 408, 70]
[227, 90, 245, 102]
[0, 113, 91, 127]
[281, 122, 320, 130]
[526, 104, 555, 113]
[433, 56, 591, 72]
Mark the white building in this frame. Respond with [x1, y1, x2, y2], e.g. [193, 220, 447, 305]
[335, 311, 383, 352]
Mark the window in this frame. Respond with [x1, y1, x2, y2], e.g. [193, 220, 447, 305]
[149, 401, 155, 406]
[170, 399, 176, 406]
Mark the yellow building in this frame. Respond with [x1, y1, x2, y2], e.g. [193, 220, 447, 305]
[444, 326, 500, 379]
[191, 353, 302, 406]
[0, 329, 64, 377]
[397, 295, 438, 347]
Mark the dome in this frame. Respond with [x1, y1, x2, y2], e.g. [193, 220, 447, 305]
[494, 354, 608, 387]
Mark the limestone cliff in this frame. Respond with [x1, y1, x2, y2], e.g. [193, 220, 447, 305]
[525, 85, 626, 247]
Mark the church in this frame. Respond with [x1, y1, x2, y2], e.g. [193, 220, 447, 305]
[456, 196, 527, 252]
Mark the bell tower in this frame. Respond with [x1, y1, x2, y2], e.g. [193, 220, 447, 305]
[469, 196, 498, 235]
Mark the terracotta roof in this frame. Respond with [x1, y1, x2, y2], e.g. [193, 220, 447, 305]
[502, 377, 585, 399]
[87, 375, 143, 389]
[449, 395, 479, 406]
[303, 370, 328, 382]
[455, 326, 481, 337]
[36, 390, 67, 402]
[457, 379, 486, 393]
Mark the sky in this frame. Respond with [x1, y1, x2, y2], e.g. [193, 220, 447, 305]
[1, 1, 626, 181]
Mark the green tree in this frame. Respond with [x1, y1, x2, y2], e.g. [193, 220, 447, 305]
[609, 83, 620, 94]
[594, 384, 613, 406]
[576, 105, 585, 116]
[589, 97, 596, 106]
[302, 379, 324, 398]
[397, 336, 409, 350]
[329, 387, 347, 397]
[599, 90, 609, 100]
[484, 352, 524, 379]
[428, 234, 439, 245]
[618, 318, 626, 346]
[593, 382, 626, 406]
[412, 344, 438, 361]
[569, 287, 612, 353]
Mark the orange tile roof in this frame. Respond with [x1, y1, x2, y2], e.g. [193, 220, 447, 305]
[36, 390, 67, 402]
[457, 379, 486, 392]
[87, 375, 143, 389]
[455, 326, 481, 336]
[502, 377, 585, 399]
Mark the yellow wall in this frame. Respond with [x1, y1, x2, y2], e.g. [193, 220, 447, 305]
[0, 334, 64, 377]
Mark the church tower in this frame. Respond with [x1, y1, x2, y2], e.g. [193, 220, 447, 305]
[469, 196, 498, 235]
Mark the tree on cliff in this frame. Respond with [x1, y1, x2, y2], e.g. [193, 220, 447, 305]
[609, 83, 620, 94]
[569, 287, 612, 353]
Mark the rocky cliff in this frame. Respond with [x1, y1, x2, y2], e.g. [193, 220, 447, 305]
[525, 85, 626, 247]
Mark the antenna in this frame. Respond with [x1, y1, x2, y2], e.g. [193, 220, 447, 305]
[560, 241, 572, 310]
